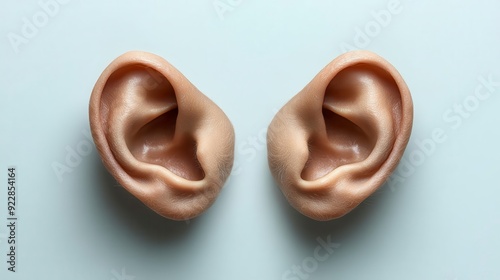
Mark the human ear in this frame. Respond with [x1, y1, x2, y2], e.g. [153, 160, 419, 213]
[89, 51, 235, 220]
[267, 50, 413, 221]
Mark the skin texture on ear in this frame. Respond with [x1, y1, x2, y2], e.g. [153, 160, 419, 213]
[267, 50, 413, 221]
[89, 51, 235, 220]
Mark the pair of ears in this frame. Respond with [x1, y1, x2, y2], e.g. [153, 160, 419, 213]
[89, 51, 413, 222]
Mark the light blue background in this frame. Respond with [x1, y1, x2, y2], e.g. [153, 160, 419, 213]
[1, 0, 500, 279]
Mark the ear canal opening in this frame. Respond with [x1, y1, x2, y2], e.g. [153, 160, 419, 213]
[301, 109, 374, 181]
[101, 64, 205, 181]
[129, 107, 206, 181]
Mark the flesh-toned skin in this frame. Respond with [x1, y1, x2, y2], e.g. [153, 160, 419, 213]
[89, 51, 235, 220]
[267, 50, 413, 221]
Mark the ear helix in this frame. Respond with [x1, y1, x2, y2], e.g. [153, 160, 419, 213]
[89, 51, 235, 220]
[267, 50, 413, 221]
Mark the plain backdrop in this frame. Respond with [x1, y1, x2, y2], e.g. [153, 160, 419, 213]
[1, 0, 499, 279]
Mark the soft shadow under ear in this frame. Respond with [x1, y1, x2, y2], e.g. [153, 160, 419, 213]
[89, 51, 235, 221]
[90, 152, 195, 243]
[267, 51, 413, 221]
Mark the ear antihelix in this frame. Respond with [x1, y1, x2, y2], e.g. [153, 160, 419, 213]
[267, 50, 413, 221]
[89, 51, 235, 220]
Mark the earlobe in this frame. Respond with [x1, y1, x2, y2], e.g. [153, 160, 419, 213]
[89, 51, 235, 220]
[267, 50, 413, 221]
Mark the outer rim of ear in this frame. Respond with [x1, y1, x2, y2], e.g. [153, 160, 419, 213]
[90, 51, 203, 190]
[268, 50, 413, 220]
[89, 51, 235, 220]
[298, 50, 413, 191]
